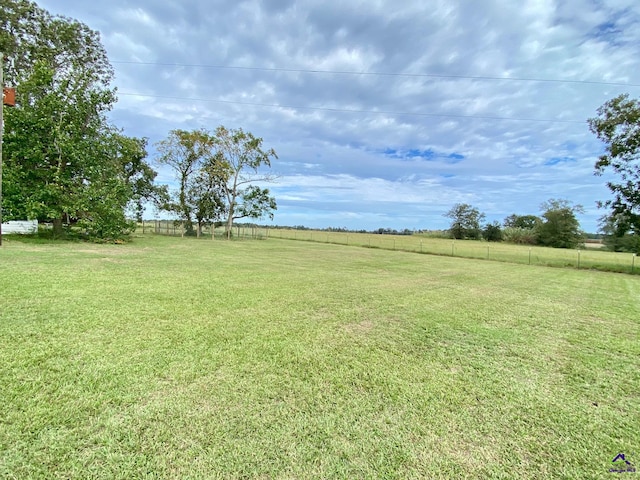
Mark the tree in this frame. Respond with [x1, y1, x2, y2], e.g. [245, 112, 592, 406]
[599, 212, 640, 253]
[186, 156, 227, 237]
[444, 203, 485, 240]
[482, 221, 503, 242]
[537, 199, 584, 249]
[503, 214, 541, 230]
[1, 0, 162, 239]
[155, 129, 218, 235]
[588, 94, 640, 244]
[115, 135, 169, 222]
[211, 126, 277, 239]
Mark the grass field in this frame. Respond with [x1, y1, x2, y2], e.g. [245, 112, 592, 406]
[1, 234, 639, 479]
[140, 222, 639, 275]
[267, 228, 638, 275]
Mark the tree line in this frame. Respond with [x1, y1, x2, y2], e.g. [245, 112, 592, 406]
[444, 200, 586, 249]
[1, 0, 640, 250]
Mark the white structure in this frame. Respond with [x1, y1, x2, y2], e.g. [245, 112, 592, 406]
[2, 220, 38, 234]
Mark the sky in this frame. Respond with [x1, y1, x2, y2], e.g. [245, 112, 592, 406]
[37, 0, 640, 232]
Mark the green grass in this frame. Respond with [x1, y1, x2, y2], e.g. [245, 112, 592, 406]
[264, 228, 638, 274]
[262, 229, 640, 274]
[1, 234, 639, 479]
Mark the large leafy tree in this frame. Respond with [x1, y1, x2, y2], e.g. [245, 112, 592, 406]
[444, 203, 485, 240]
[155, 129, 226, 236]
[211, 126, 277, 239]
[588, 94, 640, 249]
[186, 157, 227, 237]
[537, 199, 584, 249]
[1, 0, 164, 238]
[503, 214, 541, 230]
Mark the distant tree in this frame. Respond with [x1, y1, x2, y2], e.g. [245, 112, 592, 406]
[482, 221, 503, 242]
[599, 213, 640, 253]
[155, 129, 217, 235]
[186, 158, 227, 237]
[444, 203, 485, 240]
[588, 94, 640, 247]
[211, 126, 277, 239]
[503, 214, 541, 230]
[537, 199, 584, 249]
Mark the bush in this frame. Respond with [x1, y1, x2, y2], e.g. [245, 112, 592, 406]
[482, 222, 503, 242]
[502, 227, 538, 245]
[603, 233, 640, 254]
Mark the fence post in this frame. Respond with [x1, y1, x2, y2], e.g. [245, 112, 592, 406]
[487, 245, 489, 259]
[181, 222, 184, 237]
[577, 249, 581, 268]
[632, 254, 636, 274]
[529, 248, 532, 265]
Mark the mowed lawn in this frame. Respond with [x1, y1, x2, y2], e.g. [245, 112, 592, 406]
[0, 235, 638, 479]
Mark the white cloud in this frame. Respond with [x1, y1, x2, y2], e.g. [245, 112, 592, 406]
[36, 0, 640, 231]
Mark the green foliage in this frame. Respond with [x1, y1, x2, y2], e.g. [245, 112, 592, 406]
[155, 126, 277, 238]
[502, 227, 538, 245]
[600, 213, 640, 253]
[155, 129, 225, 236]
[603, 233, 640, 254]
[482, 221, 503, 242]
[237, 185, 277, 221]
[1, 0, 162, 239]
[588, 94, 640, 236]
[444, 203, 485, 239]
[537, 199, 585, 249]
[503, 214, 541, 230]
[211, 126, 277, 238]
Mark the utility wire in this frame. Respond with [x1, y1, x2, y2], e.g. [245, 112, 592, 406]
[112, 60, 640, 88]
[117, 91, 586, 124]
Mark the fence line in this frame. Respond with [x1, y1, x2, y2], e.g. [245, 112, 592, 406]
[267, 228, 638, 275]
[136, 223, 637, 275]
[136, 221, 269, 240]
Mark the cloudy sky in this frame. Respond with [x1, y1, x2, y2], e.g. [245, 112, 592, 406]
[38, 0, 640, 231]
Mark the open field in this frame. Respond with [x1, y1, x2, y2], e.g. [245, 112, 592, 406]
[142, 221, 638, 275]
[1, 234, 639, 478]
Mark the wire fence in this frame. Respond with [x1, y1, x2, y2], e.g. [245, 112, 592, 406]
[136, 221, 268, 240]
[137, 222, 638, 275]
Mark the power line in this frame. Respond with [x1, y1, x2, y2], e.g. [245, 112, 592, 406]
[112, 60, 640, 88]
[117, 91, 586, 124]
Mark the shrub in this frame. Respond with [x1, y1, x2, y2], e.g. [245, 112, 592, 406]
[482, 222, 503, 242]
[502, 227, 538, 245]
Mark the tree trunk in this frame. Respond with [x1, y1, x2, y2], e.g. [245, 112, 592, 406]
[52, 217, 64, 237]
[225, 206, 234, 239]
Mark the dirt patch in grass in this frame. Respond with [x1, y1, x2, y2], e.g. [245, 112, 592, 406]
[343, 320, 374, 334]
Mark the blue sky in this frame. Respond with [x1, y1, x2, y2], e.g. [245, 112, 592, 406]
[38, 0, 640, 232]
